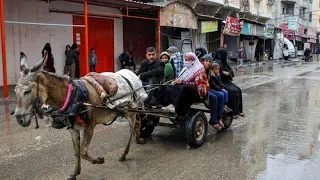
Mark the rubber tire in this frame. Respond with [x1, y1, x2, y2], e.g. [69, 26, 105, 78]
[222, 115, 233, 130]
[140, 115, 157, 139]
[184, 110, 208, 148]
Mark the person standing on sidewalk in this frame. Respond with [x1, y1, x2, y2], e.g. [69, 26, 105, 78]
[64, 45, 77, 78]
[41, 43, 56, 73]
[89, 48, 97, 72]
[71, 43, 80, 78]
[316, 47, 320, 62]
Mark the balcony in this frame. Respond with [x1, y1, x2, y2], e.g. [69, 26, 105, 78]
[224, 0, 240, 9]
[204, 0, 225, 6]
[281, 0, 297, 4]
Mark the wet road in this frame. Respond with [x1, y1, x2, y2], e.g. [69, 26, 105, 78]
[1, 61, 320, 180]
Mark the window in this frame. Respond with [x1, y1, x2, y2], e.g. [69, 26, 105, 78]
[300, 7, 306, 18]
[309, 13, 312, 22]
[287, 8, 294, 15]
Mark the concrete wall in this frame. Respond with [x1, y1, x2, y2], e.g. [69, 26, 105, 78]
[312, 0, 320, 32]
[271, 0, 312, 27]
[0, 0, 123, 86]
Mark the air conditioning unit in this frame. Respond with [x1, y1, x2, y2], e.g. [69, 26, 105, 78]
[267, 0, 274, 5]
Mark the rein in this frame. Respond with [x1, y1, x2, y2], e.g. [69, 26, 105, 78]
[32, 76, 41, 129]
[28, 77, 175, 128]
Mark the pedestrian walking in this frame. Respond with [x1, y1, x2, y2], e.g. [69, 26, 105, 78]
[64, 45, 77, 78]
[236, 47, 245, 72]
[89, 48, 97, 72]
[283, 44, 289, 60]
[41, 43, 56, 73]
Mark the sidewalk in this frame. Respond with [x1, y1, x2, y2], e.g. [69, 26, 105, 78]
[0, 85, 16, 102]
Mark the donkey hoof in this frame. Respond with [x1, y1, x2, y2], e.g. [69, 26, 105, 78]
[93, 157, 105, 164]
[136, 138, 147, 144]
[119, 156, 126, 161]
[67, 175, 76, 180]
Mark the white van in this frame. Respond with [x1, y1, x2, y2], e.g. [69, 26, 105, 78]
[283, 38, 296, 58]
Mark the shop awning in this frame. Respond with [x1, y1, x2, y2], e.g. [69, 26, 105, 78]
[308, 38, 317, 43]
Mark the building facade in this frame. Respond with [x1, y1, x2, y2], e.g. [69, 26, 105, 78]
[312, 0, 320, 47]
[270, 0, 316, 55]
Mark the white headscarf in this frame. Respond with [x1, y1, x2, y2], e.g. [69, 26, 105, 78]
[178, 52, 205, 82]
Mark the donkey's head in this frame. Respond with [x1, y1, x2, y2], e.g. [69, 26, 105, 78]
[14, 51, 48, 127]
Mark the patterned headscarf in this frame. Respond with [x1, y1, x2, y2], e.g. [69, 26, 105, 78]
[179, 52, 205, 82]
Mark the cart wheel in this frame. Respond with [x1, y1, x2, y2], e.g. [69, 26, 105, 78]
[140, 115, 157, 139]
[185, 110, 208, 148]
[222, 115, 233, 130]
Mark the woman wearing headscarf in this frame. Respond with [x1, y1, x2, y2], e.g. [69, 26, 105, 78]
[162, 52, 209, 118]
[195, 47, 208, 59]
[71, 43, 80, 78]
[214, 48, 244, 119]
[41, 43, 56, 73]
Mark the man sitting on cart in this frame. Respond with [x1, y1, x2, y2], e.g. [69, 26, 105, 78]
[137, 47, 164, 106]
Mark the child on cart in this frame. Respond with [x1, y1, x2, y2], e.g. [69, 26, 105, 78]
[201, 54, 229, 130]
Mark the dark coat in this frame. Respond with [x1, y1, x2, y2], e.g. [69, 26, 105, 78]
[316, 48, 320, 54]
[214, 48, 234, 82]
[209, 73, 225, 91]
[65, 50, 78, 65]
[137, 59, 164, 83]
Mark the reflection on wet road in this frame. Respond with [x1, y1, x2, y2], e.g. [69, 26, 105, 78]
[1, 61, 320, 180]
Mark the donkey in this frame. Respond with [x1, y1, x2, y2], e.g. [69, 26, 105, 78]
[14, 52, 144, 180]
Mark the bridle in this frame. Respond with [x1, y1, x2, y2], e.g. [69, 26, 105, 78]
[31, 76, 43, 129]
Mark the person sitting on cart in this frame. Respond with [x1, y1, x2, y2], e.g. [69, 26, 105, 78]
[161, 52, 209, 118]
[215, 47, 244, 119]
[201, 54, 227, 130]
[137, 47, 164, 105]
[160, 51, 175, 82]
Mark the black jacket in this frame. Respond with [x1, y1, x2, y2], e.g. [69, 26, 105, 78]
[137, 59, 164, 83]
[209, 73, 225, 91]
[65, 50, 78, 65]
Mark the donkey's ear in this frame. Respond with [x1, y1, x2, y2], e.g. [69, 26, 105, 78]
[20, 52, 29, 72]
[31, 50, 48, 73]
